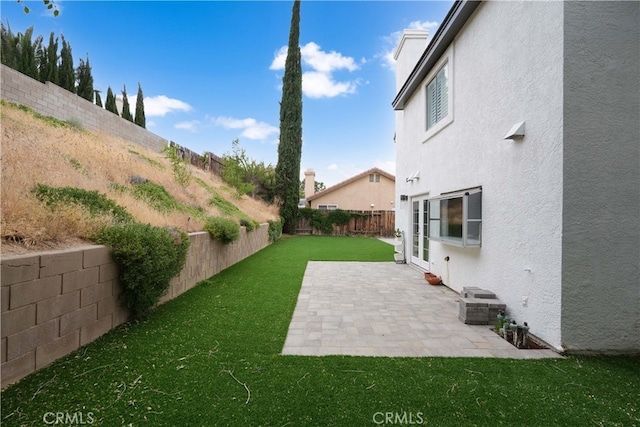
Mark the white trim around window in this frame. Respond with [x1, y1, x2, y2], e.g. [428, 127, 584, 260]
[423, 45, 454, 142]
[428, 187, 481, 247]
[318, 204, 338, 211]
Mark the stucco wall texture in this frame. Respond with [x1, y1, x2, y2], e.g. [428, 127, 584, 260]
[309, 174, 396, 212]
[561, 1, 640, 353]
[1, 227, 270, 388]
[394, 1, 639, 353]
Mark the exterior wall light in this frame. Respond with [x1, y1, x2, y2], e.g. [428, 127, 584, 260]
[504, 121, 525, 140]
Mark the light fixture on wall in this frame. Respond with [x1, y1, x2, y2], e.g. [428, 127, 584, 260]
[405, 171, 420, 182]
[504, 121, 525, 140]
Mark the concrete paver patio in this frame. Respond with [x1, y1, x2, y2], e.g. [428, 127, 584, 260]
[282, 261, 563, 359]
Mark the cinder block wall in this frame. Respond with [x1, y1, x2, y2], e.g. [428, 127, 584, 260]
[1, 226, 270, 388]
[0, 64, 166, 153]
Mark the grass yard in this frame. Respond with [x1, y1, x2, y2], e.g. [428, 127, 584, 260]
[2, 236, 639, 426]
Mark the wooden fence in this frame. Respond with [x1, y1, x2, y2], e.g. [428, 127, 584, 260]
[296, 210, 396, 237]
[169, 141, 225, 175]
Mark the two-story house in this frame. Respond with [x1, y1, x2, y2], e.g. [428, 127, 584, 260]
[393, 0, 639, 353]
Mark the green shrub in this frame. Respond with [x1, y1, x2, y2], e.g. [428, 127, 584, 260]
[268, 219, 283, 242]
[327, 209, 351, 226]
[162, 144, 192, 187]
[131, 181, 179, 213]
[298, 208, 351, 234]
[204, 216, 240, 244]
[94, 223, 189, 319]
[208, 193, 243, 217]
[240, 218, 260, 232]
[31, 184, 133, 224]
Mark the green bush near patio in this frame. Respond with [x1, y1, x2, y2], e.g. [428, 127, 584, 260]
[1, 236, 638, 426]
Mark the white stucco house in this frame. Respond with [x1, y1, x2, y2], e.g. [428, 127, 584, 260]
[393, 0, 639, 353]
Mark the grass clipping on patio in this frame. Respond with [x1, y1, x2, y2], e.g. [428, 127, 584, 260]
[2, 237, 639, 426]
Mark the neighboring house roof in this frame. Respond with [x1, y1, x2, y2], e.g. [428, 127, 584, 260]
[306, 167, 395, 202]
[392, 0, 481, 110]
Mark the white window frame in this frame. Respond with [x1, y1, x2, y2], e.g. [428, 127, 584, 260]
[423, 46, 454, 141]
[428, 187, 481, 247]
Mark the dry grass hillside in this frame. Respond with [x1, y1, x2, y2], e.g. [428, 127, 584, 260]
[0, 102, 279, 255]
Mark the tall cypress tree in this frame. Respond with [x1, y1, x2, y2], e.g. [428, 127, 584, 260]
[275, 0, 303, 234]
[41, 32, 59, 84]
[105, 86, 118, 115]
[94, 90, 103, 108]
[121, 85, 133, 122]
[1, 23, 19, 69]
[18, 26, 40, 79]
[134, 82, 145, 128]
[76, 55, 94, 102]
[59, 35, 75, 92]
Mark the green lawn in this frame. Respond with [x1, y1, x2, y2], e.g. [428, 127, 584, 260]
[2, 236, 639, 426]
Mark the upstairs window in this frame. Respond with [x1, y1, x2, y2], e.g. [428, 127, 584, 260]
[318, 204, 338, 211]
[426, 62, 449, 130]
[428, 188, 481, 247]
[369, 173, 380, 183]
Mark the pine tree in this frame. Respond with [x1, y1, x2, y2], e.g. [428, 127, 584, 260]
[76, 55, 94, 102]
[1, 23, 18, 69]
[105, 86, 118, 115]
[121, 85, 133, 122]
[134, 82, 146, 128]
[41, 32, 59, 84]
[94, 90, 103, 107]
[275, 0, 303, 234]
[18, 26, 40, 79]
[36, 38, 46, 82]
[59, 35, 75, 92]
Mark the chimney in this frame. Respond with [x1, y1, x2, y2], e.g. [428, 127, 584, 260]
[304, 169, 316, 199]
[393, 29, 429, 91]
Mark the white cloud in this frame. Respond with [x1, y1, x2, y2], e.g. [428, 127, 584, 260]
[302, 71, 357, 99]
[300, 42, 359, 74]
[175, 120, 200, 132]
[212, 116, 278, 140]
[271, 42, 361, 99]
[327, 163, 338, 171]
[269, 46, 288, 70]
[144, 95, 193, 117]
[379, 20, 440, 70]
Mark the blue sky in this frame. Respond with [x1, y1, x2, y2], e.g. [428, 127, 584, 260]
[2, 0, 453, 186]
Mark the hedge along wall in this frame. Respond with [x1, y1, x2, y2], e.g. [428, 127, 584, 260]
[0, 64, 166, 153]
[1, 225, 270, 389]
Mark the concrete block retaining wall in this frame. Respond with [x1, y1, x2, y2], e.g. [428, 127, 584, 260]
[1, 225, 270, 388]
[1, 64, 166, 153]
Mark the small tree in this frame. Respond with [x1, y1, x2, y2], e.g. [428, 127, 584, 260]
[41, 32, 58, 84]
[94, 90, 103, 107]
[222, 139, 257, 197]
[0, 23, 19, 69]
[120, 85, 133, 122]
[105, 86, 118, 115]
[18, 26, 40, 79]
[76, 55, 94, 102]
[59, 35, 75, 92]
[134, 82, 145, 128]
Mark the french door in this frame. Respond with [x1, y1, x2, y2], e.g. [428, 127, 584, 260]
[411, 196, 430, 270]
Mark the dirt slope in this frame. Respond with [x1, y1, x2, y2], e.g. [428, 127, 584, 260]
[0, 102, 279, 255]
